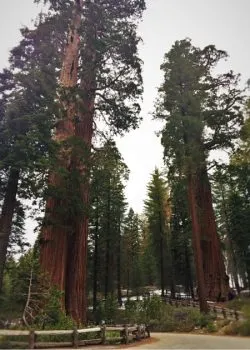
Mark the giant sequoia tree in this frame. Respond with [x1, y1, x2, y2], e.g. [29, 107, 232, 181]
[155, 39, 244, 311]
[36, 0, 145, 324]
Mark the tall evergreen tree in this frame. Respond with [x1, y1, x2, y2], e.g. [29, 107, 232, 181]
[0, 16, 59, 291]
[89, 140, 128, 310]
[121, 208, 142, 296]
[144, 169, 171, 296]
[170, 177, 194, 298]
[155, 39, 244, 311]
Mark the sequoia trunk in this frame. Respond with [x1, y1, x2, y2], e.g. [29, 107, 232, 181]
[40, 0, 81, 302]
[65, 111, 94, 324]
[0, 168, 19, 292]
[188, 173, 208, 313]
[65, 0, 97, 323]
[197, 166, 229, 301]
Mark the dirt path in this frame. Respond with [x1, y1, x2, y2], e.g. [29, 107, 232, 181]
[125, 333, 250, 349]
[54, 333, 250, 350]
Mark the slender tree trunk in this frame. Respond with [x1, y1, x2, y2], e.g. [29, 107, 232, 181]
[185, 245, 194, 299]
[117, 215, 122, 306]
[93, 197, 99, 312]
[0, 168, 19, 292]
[225, 236, 240, 294]
[105, 239, 110, 299]
[104, 179, 111, 298]
[197, 166, 229, 301]
[188, 173, 208, 313]
[40, 0, 81, 305]
[220, 184, 240, 294]
[158, 211, 165, 297]
[160, 235, 165, 297]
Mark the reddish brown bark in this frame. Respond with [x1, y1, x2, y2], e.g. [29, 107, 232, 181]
[187, 173, 209, 313]
[197, 167, 229, 301]
[65, 0, 97, 324]
[40, 0, 81, 301]
[0, 168, 19, 292]
[65, 112, 94, 325]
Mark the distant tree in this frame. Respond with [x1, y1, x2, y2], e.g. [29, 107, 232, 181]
[144, 169, 171, 296]
[89, 140, 128, 310]
[170, 177, 194, 298]
[121, 208, 143, 296]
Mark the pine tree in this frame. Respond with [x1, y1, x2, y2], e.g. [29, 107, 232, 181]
[144, 169, 171, 296]
[170, 177, 194, 298]
[122, 208, 143, 296]
[89, 140, 128, 311]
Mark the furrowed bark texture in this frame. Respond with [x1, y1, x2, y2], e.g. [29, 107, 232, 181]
[188, 173, 209, 313]
[197, 167, 229, 301]
[40, 0, 81, 305]
[0, 168, 19, 292]
[65, 111, 94, 324]
[40, 0, 97, 324]
[65, 0, 97, 323]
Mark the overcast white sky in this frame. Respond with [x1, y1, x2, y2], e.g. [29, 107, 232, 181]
[0, 0, 250, 243]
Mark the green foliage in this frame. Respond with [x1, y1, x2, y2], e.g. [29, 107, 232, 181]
[213, 161, 250, 286]
[205, 322, 217, 333]
[35, 288, 75, 330]
[144, 169, 171, 293]
[222, 303, 250, 336]
[95, 295, 119, 324]
[88, 140, 128, 303]
[121, 209, 143, 293]
[93, 295, 215, 333]
[226, 297, 250, 311]
[155, 38, 244, 173]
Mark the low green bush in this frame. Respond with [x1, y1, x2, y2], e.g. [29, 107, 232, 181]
[205, 322, 217, 333]
[226, 296, 250, 311]
[92, 296, 220, 333]
[238, 320, 250, 336]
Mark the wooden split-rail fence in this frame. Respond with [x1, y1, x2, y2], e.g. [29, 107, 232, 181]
[165, 298, 244, 320]
[0, 324, 149, 349]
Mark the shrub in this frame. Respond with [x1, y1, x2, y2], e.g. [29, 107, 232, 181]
[238, 320, 250, 336]
[95, 295, 119, 324]
[205, 322, 217, 333]
[223, 321, 241, 335]
[35, 287, 75, 330]
[226, 297, 250, 311]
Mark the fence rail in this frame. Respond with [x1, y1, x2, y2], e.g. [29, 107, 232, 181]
[0, 324, 149, 349]
[165, 298, 244, 320]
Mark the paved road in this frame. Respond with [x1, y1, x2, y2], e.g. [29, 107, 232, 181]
[125, 333, 250, 349]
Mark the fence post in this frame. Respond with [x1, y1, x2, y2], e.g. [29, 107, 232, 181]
[124, 325, 129, 344]
[222, 308, 227, 319]
[234, 310, 239, 321]
[101, 325, 106, 344]
[136, 325, 141, 340]
[72, 327, 79, 348]
[29, 330, 35, 349]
